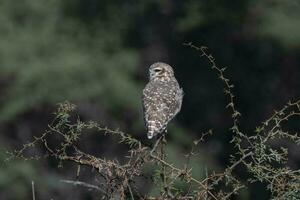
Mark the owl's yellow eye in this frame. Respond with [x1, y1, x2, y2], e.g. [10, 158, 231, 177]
[154, 68, 162, 72]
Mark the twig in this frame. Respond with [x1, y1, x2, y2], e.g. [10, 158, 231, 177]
[60, 179, 105, 193]
[127, 182, 134, 200]
[160, 135, 170, 197]
[76, 164, 81, 180]
[149, 153, 219, 200]
[228, 152, 253, 171]
[183, 42, 252, 147]
[32, 181, 36, 200]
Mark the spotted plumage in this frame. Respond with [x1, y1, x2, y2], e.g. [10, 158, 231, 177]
[142, 62, 183, 139]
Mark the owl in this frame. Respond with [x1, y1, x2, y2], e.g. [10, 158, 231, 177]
[142, 62, 183, 139]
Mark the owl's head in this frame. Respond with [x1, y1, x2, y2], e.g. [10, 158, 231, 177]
[149, 62, 174, 81]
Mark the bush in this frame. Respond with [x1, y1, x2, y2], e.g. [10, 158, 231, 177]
[8, 44, 300, 199]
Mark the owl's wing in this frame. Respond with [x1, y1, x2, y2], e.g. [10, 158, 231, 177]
[160, 83, 183, 122]
[142, 83, 166, 138]
[142, 82, 182, 139]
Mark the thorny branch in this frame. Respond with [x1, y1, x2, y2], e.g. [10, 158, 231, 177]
[7, 44, 300, 199]
[60, 180, 105, 193]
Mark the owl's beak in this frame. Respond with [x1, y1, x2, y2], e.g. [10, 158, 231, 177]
[150, 69, 160, 79]
[150, 70, 155, 78]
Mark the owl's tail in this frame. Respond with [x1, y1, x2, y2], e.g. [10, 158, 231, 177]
[147, 121, 158, 139]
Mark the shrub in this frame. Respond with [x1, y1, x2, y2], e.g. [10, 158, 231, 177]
[8, 44, 300, 199]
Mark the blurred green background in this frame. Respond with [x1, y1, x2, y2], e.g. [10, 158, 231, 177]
[0, 0, 299, 199]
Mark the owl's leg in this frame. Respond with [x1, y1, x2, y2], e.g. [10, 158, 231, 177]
[162, 129, 167, 144]
[150, 135, 163, 156]
[156, 128, 167, 139]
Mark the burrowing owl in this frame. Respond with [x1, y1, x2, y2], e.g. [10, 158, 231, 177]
[142, 62, 183, 139]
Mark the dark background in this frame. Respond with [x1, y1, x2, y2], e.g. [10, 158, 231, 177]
[0, 0, 299, 199]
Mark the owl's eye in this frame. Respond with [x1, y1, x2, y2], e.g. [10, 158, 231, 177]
[154, 68, 162, 72]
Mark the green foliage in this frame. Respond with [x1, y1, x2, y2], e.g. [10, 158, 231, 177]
[0, 140, 38, 199]
[0, 0, 139, 121]
[255, 0, 300, 47]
